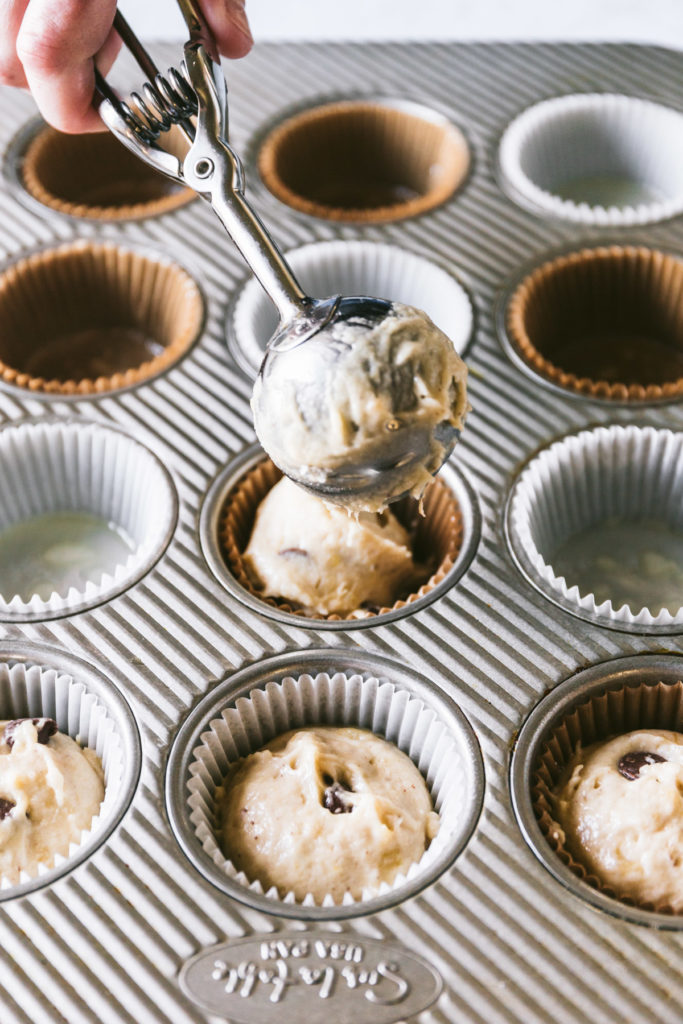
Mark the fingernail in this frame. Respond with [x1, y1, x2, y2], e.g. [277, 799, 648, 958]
[230, 4, 253, 44]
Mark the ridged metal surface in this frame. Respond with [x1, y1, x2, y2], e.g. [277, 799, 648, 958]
[0, 40, 681, 1024]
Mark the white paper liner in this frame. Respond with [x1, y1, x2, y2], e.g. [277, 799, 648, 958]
[0, 659, 124, 888]
[0, 420, 175, 617]
[187, 671, 468, 908]
[508, 424, 683, 627]
[499, 94, 683, 226]
[230, 240, 473, 375]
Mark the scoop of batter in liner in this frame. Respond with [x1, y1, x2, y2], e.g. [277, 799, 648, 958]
[0, 718, 104, 884]
[242, 476, 428, 616]
[550, 728, 683, 911]
[217, 726, 440, 902]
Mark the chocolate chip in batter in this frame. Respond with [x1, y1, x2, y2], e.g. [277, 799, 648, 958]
[0, 797, 15, 820]
[617, 750, 666, 780]
[323, 781, 353, 814]
[3, 718, 58, 750]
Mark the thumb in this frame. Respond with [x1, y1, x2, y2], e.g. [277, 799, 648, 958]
[199, 0, 253, 59]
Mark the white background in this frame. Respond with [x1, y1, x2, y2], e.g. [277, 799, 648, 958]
[119, 0, 683, 49]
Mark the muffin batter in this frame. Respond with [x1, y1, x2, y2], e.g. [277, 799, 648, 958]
[0, 718, 105, 883]
[242, 476, 426, 615]
[252, 302, 469, 512]
[217, 726, 440, 901]
[550, 729, 683, 910]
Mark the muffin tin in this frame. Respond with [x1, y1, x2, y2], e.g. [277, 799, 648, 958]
[0, 39, 682, 1024]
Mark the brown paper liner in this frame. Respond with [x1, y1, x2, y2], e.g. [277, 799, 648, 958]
[506, 246, 683, 401]
[22, 126, 194, 221]
[532, 678, 683, 915]
[219, 458, 463, 620]
[258, 100, 469, 223]
[0, 241, 204, 394]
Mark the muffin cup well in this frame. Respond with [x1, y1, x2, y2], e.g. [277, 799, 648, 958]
[166, 650, 484, 920]
[200, 444, 481, 630]
[504, 246, 683, 402]
[258, 98, 469, 223]
[228, 239, 474, 377]
[511, 655, 683, 927]
[0, 241, 204, 395]
[505, 424, 683, 633]
[20, 122, 194, 221]
[0, 642, 140, 900]
[0, 419, 177, 621]
[499, 94, 683, 226]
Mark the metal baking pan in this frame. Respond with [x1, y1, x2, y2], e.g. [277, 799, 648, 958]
[0, 39, 681, 1024]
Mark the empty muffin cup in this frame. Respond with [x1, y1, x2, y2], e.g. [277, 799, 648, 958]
[499, 94, 683, 226]
[0, 643, 140, 900]
[511, 654, 683, 926]
[20, 123, 194, 220]
[505, 246, 683, 401]
[258, 98, 469, 222]
[228, 239, 474, 377]
[200, 444, 481, 629]
[167, 654, 484, 919]
[0, 419, 177, 620]
[0, 241, 204, 395]
[506, 424, 683, 633]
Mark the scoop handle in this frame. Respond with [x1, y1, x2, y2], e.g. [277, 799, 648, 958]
[176, 0, 220, 60]
[181, 45, 308, 324]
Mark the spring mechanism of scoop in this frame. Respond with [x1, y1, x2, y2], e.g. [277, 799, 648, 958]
[94, 10, 199, 145]
[121, 64, 197, 143]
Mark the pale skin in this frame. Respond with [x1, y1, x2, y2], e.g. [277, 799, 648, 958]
[0, 0, 252, 133]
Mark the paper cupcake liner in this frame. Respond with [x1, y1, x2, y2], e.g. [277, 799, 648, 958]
[21, 123, 194, 221]
[258, 98, 469, 223]
[506, 424, 683, 631]
[505, 246, 683, 401]
[499, 94, 683, 226]
[219, 456, 463, 622]
[186, 670, 475, 912]
[0, 419, 177, 620]
[0, 240, 203, 395]
[228, 239, 473, 377]
[531, 676, 683, 916]
[0, 658, 126, 892]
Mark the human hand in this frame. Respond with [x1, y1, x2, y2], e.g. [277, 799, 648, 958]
[0, 0, 252, 133]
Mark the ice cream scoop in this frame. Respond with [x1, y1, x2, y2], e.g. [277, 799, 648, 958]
[96, 0, 468, 510]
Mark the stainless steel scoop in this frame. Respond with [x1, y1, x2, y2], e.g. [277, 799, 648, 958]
[95, 1, 460, 505]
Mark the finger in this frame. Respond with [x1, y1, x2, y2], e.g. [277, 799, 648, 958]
[95, 24, 122, 82]
[16, 0, 118, 133]
[0, 0, 30, 88]
[200, 0, 253, 58]
[87, 23, 123, 129]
